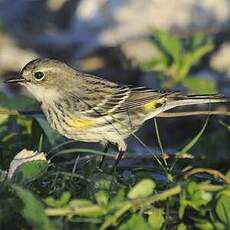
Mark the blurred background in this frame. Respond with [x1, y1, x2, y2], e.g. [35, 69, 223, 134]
[0, 0, 230, 169]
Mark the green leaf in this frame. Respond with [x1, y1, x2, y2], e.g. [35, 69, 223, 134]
[128, 179, 155, 199]
[95, 191, 109, 206]
[216, 187, 230, 199]
[35, 117, 61, 145]
[182, 76, 217, 94]
[68, 199, 93, 208]
[177, 53, 193, 79]
[13, 185, 54, 229]
[0, 92, 35, 110]
[119, 214, 152, 230]
[13, 160, 48, 184]
[143, 30, 214, 89]
[192, 190, 212, 207]
[179, 116, 209, 155]
[193, 218, 214, 230]
[0, 113, 9, 125]
[187, 182, 212, 208]
[153, 30, 181, 62]
[177, 223, 187, 230]
[94, 176, 113, 191]
[180, 181, 213, 219]
[187, 181, 198, 195]
[168, 36, 181, 63]
[141, 56, 168, 72]
[191, 33, 206, 49]
[45, 192, 71, 208]
[190, 42, 213, 63]
[68, 200, 106, 217]
[219, 121, 230, 132]
[7, 149, 48, 184]
[148, 208, 165, 230]
[109, 189, 125, 209]
[16, 116, 33, 135]
[213, 222, 226, 230]
[215, 195, 230, 226]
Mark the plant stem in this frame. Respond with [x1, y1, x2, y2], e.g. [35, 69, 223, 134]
[101, 185, 181, 229]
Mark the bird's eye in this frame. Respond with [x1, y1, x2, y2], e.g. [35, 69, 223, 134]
[34, 71, 45, 81]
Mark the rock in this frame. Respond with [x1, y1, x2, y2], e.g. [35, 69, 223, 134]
[77, 55, 106, 71]
[47, 0, 68, 12]
[97, 0, 230, 44]
[1, 0, 229, 66]
[7, 149, 47, 180]
[120, 38, 161, 65]
[77, 0, 230, 63]
[0, 32, 37, 74]
[211, 43, 230, 74]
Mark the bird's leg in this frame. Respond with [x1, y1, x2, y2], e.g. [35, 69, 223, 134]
[99, 142, 108, 168]
[113, 151, 125, 170]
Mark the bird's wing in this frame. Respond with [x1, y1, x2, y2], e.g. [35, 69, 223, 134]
[74, 76, 131, 116]
[115, 87, 174, 113]
[73, 74, 175, 117]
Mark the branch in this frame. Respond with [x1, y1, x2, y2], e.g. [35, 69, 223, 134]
[184, 168, 230, 184]
[100, 185, 181, 230]
[0, 108, 42, 116]
[157, 110, 230, 117]
[1, 108, 229, 118]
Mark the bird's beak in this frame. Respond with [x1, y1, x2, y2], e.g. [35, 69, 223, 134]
[5, 77, 26, 84]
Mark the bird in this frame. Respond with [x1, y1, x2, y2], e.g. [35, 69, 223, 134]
[5, 58, 229, 167]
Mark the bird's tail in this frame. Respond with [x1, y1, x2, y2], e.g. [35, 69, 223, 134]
[166, 94, 229, 108]
[146, 93, 229, 119]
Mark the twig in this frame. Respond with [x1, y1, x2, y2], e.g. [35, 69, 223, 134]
[158, 110, 230, 117]
[135, 185, 181, 207]
[0, 108, 42, 116]
[100, 185, 181, 230]
[184, 168, 229, 184]
[70, 153, 193, 165]
[0, 108, 19, 115]
[0, 108, 229, 117]
[46, 205, 106, 217]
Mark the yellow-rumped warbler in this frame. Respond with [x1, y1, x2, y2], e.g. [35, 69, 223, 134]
[6, 58, 228, 165]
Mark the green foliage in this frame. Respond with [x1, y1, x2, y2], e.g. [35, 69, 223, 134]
[182, 76, 217, 94]
[214, 193, 230, 228]
[128, 179, 155, 199]
[0, 92, 35, 110]
[13, 186, 55, 229]
[148, 208, 165, 230]
[178, 116, 209, 155]
[0, 91, 229, 229]
[35, 117, 61, 145]
[119, 214, 152, 230]
[142, 30, 216, 93]
[45, 191, 71, 208]
[179, 181, 212, 219]
[12, 160, 48, 184]
[2, 156, 229, 230]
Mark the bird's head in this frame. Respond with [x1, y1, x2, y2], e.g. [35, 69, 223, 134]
[6, 58, 78, 102]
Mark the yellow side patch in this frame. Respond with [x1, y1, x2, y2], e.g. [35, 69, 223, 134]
[143, 98, 167, 112]
[67, 117, 95, 129]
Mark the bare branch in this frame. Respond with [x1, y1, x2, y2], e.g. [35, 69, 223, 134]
[157, 110, 230, 117]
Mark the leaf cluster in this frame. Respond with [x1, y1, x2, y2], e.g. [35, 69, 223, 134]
[142, 30, 216, 93]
